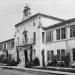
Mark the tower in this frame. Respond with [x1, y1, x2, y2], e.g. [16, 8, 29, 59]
[22, 4, 31, 21]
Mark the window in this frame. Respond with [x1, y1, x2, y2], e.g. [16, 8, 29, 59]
[51, 50, 54, 61]
[33, 22, 35, 26]
[17, 37, 19, 46]
[73, 48, 75, 61]
[47, 50, 54, 61]
[0, 44, 3, 50]
[17, 30, 19, 33]
[42, 32, 45, 42]
[33, 32, 36, 43]
[70, 25, 75, 37]
[11, 41, 14, 49]
[4, 44, 6, 49]
[56, 29, 60, 40]
[61, 49, 65, 61]
[46, 31, 53, 42]
[57, 49, 65, 61]
[61, 27, 66, 39]
[47, 51, 51, 61]
[57, 50, 60, 61]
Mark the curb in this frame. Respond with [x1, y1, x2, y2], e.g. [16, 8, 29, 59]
[1, 66, 75, 75]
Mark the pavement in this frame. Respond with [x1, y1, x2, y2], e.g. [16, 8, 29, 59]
[1, 66, 75, 75]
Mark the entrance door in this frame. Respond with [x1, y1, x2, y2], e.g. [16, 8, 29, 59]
[24, 50, 28, 64]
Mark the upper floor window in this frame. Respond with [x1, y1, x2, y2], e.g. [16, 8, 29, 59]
[17, 30, 19, 33]
[56, 29, 60, 40]
[70, 25, 75, 38]
[42, 32, 45, 42]
[61, 27, 66, 39]
[11, 41, 14, 49]
[46, 31, 53, 42]
[33, 22, 35, 26]
[56, 27, 66, 40]
[4, 44, 6, 49]
[17, 37, 19, 46]
[0, 44, 3, 50]
[33, 32, 36, 43]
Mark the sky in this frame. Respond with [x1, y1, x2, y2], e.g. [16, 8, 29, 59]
[0, 0, 75, 42]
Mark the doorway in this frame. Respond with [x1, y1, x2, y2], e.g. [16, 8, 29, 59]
[24, 50, 28, 64]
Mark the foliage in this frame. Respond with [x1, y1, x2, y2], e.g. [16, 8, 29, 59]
[47, 55, 57, 66]
[0, 54, 17, 66]
[25, 57, 40, 68]
[64, 52, 70, 67]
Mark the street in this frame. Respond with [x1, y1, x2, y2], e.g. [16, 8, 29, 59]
[0, 68, 56, 75]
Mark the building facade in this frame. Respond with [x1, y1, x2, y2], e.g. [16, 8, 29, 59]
[0, 38, 15, 60]
[14, 5, 66, 67]
[0, 5, 75, 67]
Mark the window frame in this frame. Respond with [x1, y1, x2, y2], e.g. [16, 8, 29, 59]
[46, 30, 53, 42]
[70, 25, 75, 38]
[56, 29, 60, 40]
[61, 27, 66, 39]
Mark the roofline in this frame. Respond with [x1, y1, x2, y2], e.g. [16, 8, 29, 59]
[0, 38, 14, 44]
[15, 13, 65, 27]
[42, 18, 75, 30]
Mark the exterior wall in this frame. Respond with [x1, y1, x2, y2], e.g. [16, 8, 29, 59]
[0, 39, 15, 59]
[15, 15, 62, 67]
[41, 21, 75, 66]
[40, 17, 62, 27]
[15, 16, 43, 66]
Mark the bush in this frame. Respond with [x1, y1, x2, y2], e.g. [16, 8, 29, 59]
[47, 56, 57, 66]
[57, 61, 65, 67]
[25, 57, 40, 68]
[25, 61, 34, 68]
[33, 57, 40, 66]
[64, 52, 70, 67]
[7, 60, 17, 66]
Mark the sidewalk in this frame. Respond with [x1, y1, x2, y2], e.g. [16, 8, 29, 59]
[1, 66, 75, 75]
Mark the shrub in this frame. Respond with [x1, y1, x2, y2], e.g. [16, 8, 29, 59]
[47, 56, 57, 66]
[25, 57, 40, 68]
[7, 60, 17, 66]
[33, 57, 40, 66]
[64, 52, 70, 67]
[57, 61, 65, 67]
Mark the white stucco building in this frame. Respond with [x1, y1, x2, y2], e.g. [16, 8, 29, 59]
[14, 5, 66, 67]
[0, 38, 15, 60]
[0, 5, 75, 67]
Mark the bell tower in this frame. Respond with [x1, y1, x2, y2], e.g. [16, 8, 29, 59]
[22, 4, 31, 21]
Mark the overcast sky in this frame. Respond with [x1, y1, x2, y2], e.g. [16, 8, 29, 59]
[0, 0, 75, 42]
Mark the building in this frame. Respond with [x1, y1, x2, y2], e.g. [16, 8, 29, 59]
[0, 5, 75, 67]
[14, 5, 66, 67]
[0, 38, 15, 60]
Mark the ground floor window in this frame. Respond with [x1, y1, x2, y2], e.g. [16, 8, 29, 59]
[61, 49, 65, 61]
[47, 50, 54, 61]
[57, 49, 65, 61]
[57, 50, 60, 61]
[73, 48, 75, 61]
